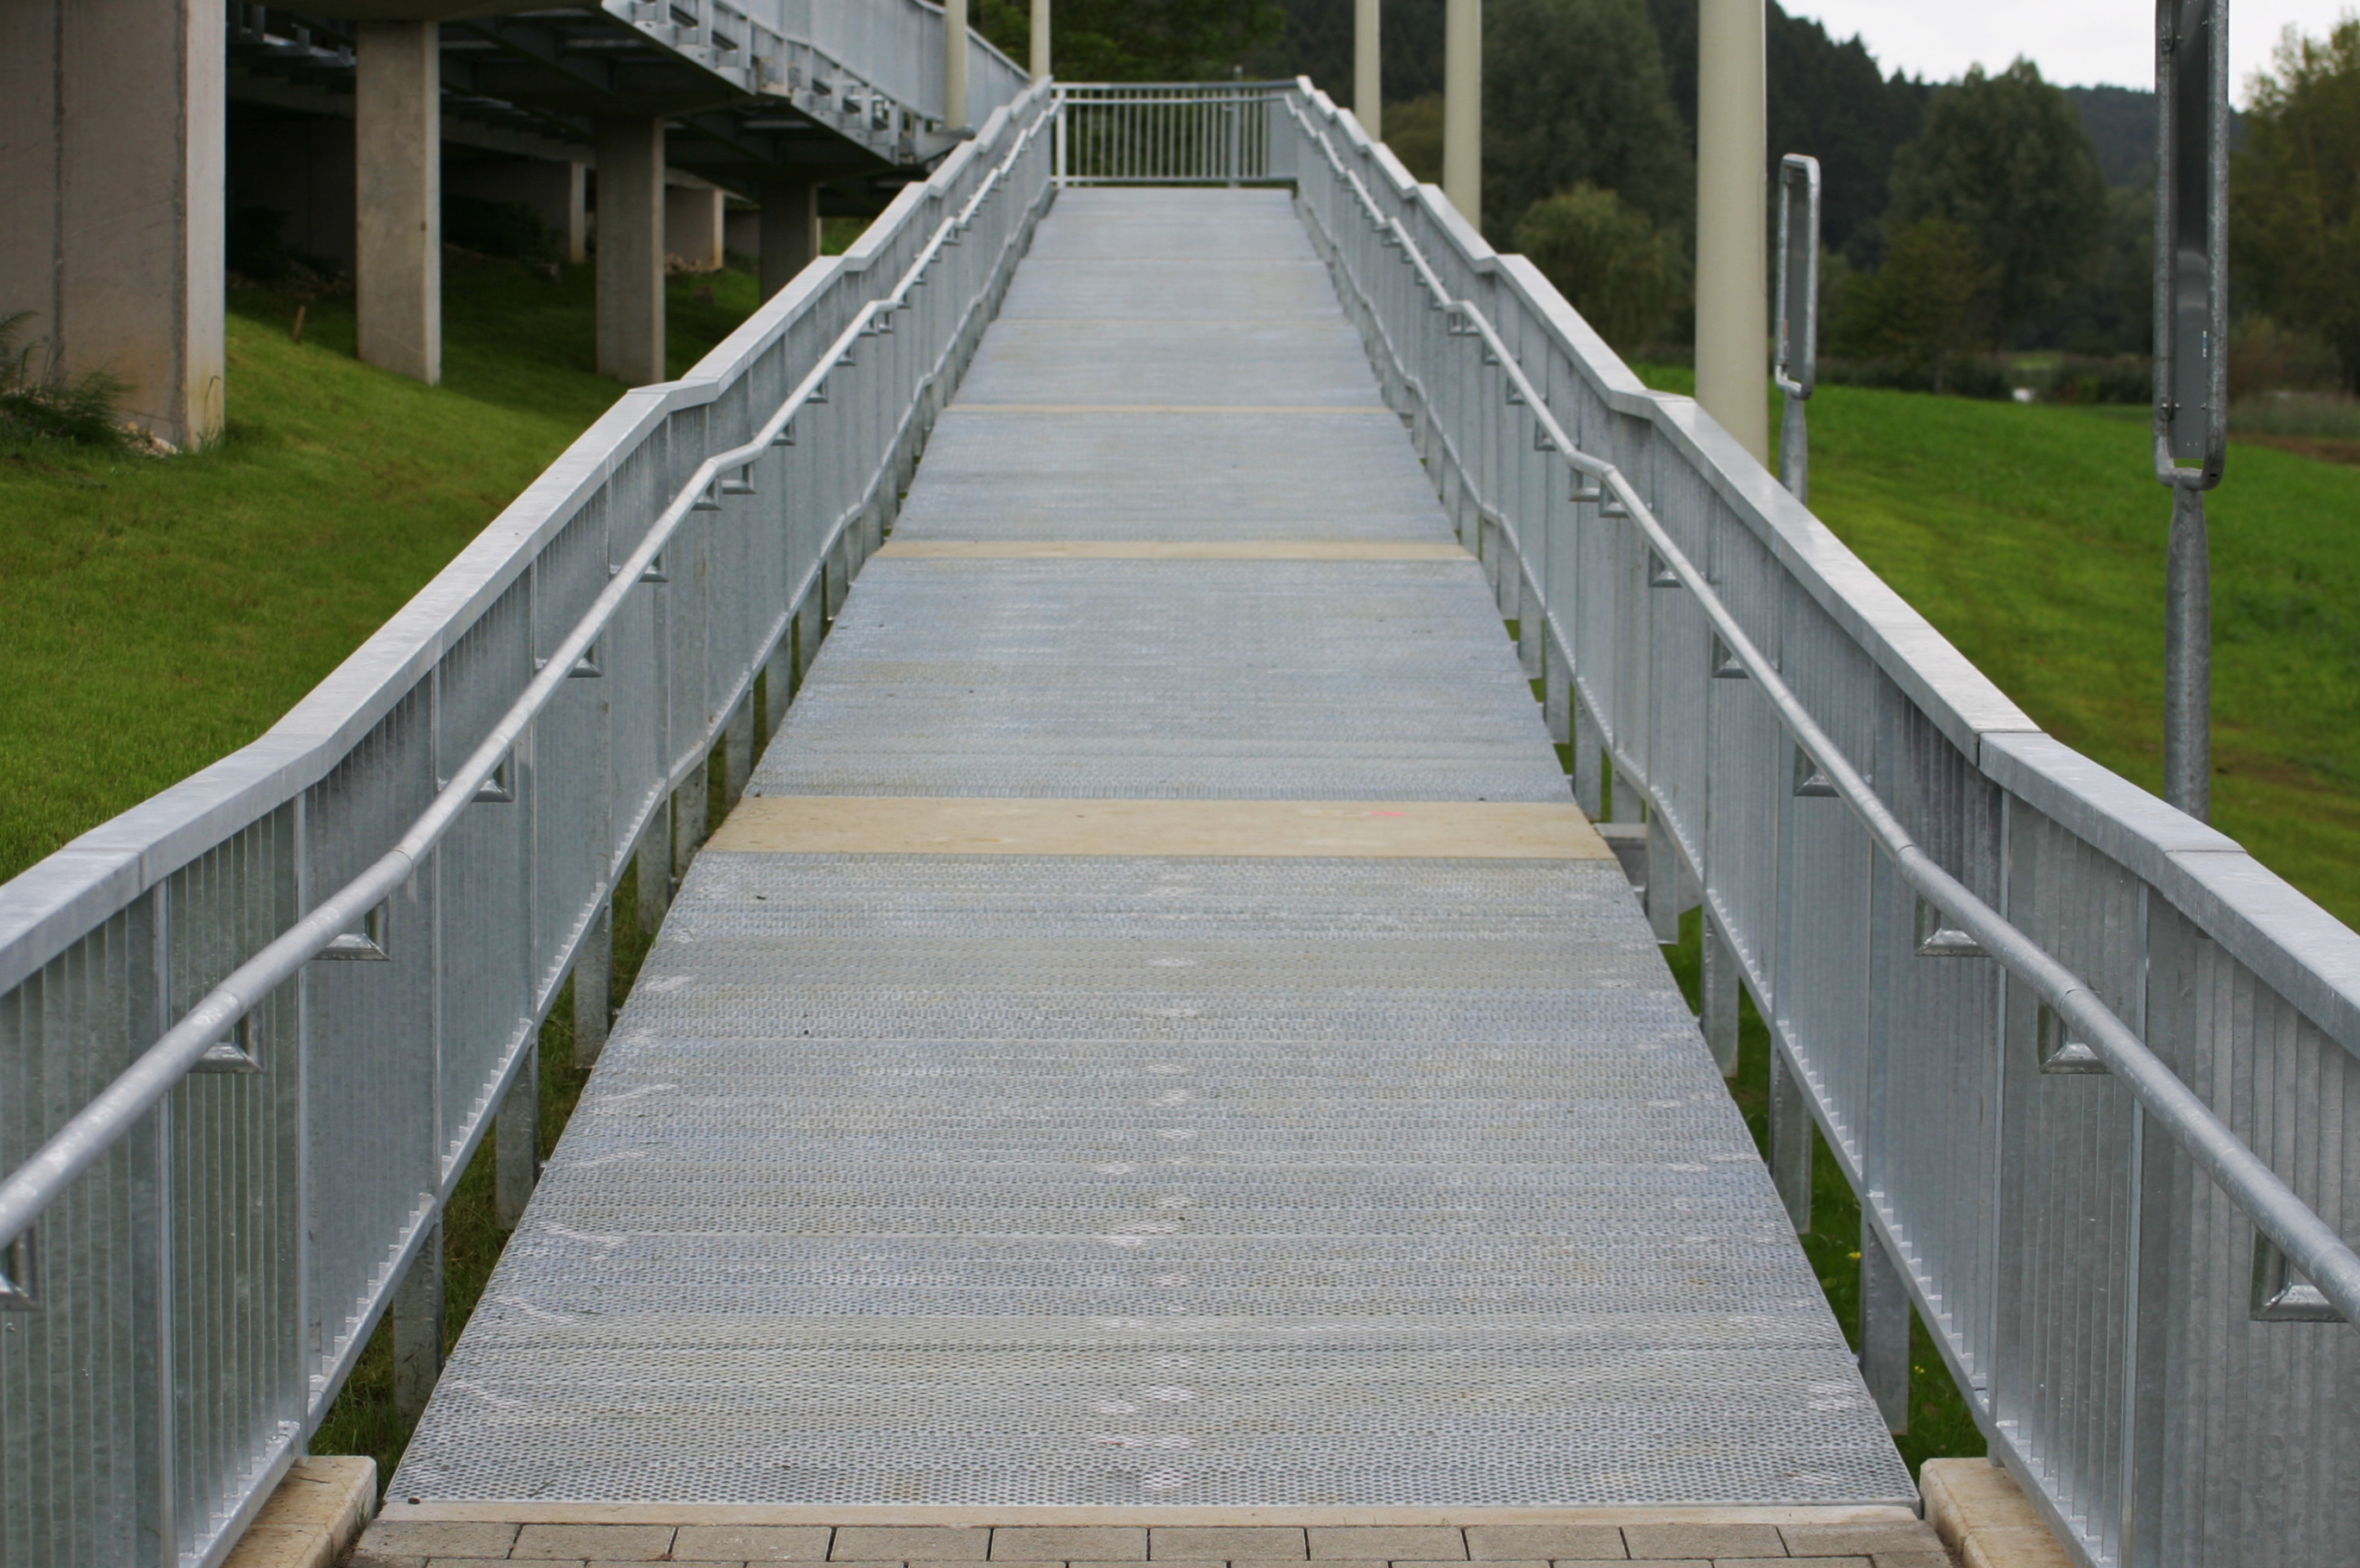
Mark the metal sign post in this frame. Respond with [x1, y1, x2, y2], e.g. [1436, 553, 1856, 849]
[1773, 154, 1821, 501]
[2154, 0, 2231, 821]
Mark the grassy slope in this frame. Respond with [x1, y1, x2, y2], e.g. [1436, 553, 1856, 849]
[0, 254, 762, 883]
[1636, 367, 2360, 927]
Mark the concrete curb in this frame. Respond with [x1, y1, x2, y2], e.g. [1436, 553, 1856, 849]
[1922, 1461, 2073, 1568]
[223, 1456, 377, 1568]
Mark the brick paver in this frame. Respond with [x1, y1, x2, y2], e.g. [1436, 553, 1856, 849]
[1152, 1529, 1309, 1561]
[1620, 1527, 1786, 1562]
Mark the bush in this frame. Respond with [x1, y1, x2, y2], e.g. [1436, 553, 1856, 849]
[444, 195, 558, 262]
[1513, 184, 1688, 355]
[1827, 216, 1995, 391]
[0, 310, 128, 448]
[1817, 354, 2016, 401]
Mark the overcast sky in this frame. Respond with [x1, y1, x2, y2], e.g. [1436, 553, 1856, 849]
[1781, 2, 2357, 100]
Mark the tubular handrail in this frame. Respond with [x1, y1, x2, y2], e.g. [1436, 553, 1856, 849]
[1283, 93, 2360, 1327]
[0, 94, 1057, 1289]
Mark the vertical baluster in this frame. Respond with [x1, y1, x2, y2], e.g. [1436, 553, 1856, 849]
[1702, 913, 1741, 1077]
[1860, 1219, 1912, 1433]
[1770, 1044, 1814, 1232]
[574, 900, 612, 1068]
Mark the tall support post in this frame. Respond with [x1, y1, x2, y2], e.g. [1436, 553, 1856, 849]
[2154, 0, 2230, 823]
[1354, 0, 1383, 140]
[637, 808, 672, 935]
[1860, 1218, 1913, 1433]
[1031, 0, 1051, 80]
[759, 179, 821, 300]
[355, 22, 442, 385]
[574, 901, 612, 1068]
[673, 770, 710, 881]
[1773, 154, 1821, 501]
[945, 0, 971, 133]
[1442, 0, 1480, 223]
[1701, 914, 1740, 1077]
[1695, 0, 1768, 463]
[1643, 812, 1682, 944]
[595, 116, 667, 386]
[0, 0, 228, 448]
[1768, 1044, 1813, 1232]
[391, 1217, 444, 1416]
[723, 695, 756, 809]
[494, 1041, 539, 1230]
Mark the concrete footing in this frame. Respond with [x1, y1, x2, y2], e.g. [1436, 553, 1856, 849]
[354, 20, 441, 384]
[222, 1457, 377, 1568]
[595, 116, 667, 385]
[1923, 1460, 2075, 1567]
[0, 0, 225, 448]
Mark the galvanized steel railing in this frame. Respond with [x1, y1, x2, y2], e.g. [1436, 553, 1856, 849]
[1054, 82, 1287, 185]
[1268, 78, 2360, 1568]
[0, 81, 1054, 1568]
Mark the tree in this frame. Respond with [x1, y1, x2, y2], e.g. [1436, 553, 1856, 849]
[1829, 217, 1994, 390]
[1646, 0, 1932, 265]
[1513, 184, 1687, 354]
[1482, 0, 1691, 241]
[975, 0, 1284, 81]
[2232, 19, 2360, 391]
[1886, 59, 2107, 345]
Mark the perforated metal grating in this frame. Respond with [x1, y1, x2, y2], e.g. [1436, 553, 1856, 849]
[391, 188, 1912, 1513]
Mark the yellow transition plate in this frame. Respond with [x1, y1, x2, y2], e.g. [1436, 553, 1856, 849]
[708, 797, 1612, 860]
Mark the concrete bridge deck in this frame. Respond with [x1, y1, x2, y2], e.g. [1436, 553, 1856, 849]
[375, 188, 1916, 1545]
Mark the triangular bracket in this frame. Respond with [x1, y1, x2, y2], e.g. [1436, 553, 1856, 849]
[0, 1227, 36, 1311]
[1913, 898, 1985, 957]
[1792, 748, 1839, 798]
[2037, 1004, 2109, 1074]
[195, 1014, 263, 1075]
[2252, 1232, 2344, 1322]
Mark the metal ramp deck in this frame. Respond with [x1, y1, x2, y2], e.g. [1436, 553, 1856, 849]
[386, 189, 1913, 1522]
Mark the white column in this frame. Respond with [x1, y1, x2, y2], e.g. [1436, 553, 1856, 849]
[0, 0, 226, 448]
[1443, 0, 1480, 222]
[355, 21, 441, 385]
[594, 116, 666, 386]
[1031, 0, 1051, 81]
[1695, 0, 1769, 462]
[1355, 0, 1382, 140]
[945, 0, 970, 131]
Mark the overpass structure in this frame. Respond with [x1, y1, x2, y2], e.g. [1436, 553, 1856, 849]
[3, 77, 2359, 1568]
[1, 0, 1027, 442]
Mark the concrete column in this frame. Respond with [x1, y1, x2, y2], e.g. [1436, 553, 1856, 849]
[1354, 0, 1382, 140]
[663, 185, 724, 272]
[355, 21, 442, 385]
[0, 0, 224, 448]
[595, 116, 667, 386]
[1695, 0, 1769, 462]
[945, 0, 970, 131]
[1443, 0, 1480, 223]
[1031, 0, 1051, 80]
[391, 1216, 443, 1416]
[559, 161, 588, 263]
[758, 180, 822, 299]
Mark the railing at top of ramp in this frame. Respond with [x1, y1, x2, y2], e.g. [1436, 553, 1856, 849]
[0, 80, 1055, 1568]
[3, 75, 2358, 1568]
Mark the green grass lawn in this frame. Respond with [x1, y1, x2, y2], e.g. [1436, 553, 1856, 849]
[1636, 367, 2360, 929]
[0, 252, 763, 885]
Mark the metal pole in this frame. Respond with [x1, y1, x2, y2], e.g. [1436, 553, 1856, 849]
[944, 0, 970, 132]
[1774, 154, 1821, 502]
[1695, 0, 1768, 463]
[1355, 0, 1382, 141]
[1030, 0, 1050, 81]
[2153, 0, 2230, 821]
[1443, 0, 1479, 222]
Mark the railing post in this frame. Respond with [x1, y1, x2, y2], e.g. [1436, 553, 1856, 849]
[637, 809, 671, 937]
[574, 901, 612, 1068]
[1571, 699, 1604, 819]
[494, 1041, 539, 1230]
[1644, 811, 1682, 944]
[1702, 913, 1741, 1077]
[1769, 1044, 1813, 1232]
[763, 630, 795, 740]
[391, 1216, 443, 1417]
[673, 769, 709, 881]
[1860, 1218, 1912, 1433]
[722, 693, 755, 809]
